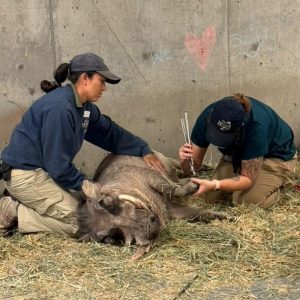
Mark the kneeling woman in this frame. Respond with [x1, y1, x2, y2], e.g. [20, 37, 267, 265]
[179, 94, 297, 209]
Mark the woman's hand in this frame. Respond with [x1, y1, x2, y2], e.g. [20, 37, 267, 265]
[190, 178, 216, 195]
[143, 153, 165, 173]
[179, 143, 193, 162]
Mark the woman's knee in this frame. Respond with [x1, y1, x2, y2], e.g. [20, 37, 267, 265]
[233, 189, 280, 209]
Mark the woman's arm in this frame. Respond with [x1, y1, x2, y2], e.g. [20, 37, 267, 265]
[191, 156, 263, 195]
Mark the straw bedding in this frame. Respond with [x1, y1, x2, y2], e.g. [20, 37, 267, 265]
[0, 163, 299, 300]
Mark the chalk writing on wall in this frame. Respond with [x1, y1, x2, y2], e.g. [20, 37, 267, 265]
[231, 23, 277, 60]
[184, 25, 216, 72]
[151, 44, 173, 64]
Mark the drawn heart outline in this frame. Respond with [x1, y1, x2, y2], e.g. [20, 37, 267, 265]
[184, 25, 216, 72]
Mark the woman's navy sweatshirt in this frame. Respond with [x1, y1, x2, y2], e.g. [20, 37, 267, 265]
[2, 85, 152, 190]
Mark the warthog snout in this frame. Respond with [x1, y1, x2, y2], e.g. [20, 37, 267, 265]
[145, 213, 160, 240]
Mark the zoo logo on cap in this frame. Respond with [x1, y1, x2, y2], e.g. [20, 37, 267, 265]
[217, 120, 232, 132]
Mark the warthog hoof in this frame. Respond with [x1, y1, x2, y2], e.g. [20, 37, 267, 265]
[183, 181, 199, 195]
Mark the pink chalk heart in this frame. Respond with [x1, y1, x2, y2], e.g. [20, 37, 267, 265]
[184, 26, 216, 71]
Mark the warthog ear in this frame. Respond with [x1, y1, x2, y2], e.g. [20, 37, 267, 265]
[81, 180, 99, 199]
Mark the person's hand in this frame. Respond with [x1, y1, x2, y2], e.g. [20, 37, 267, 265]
[143, 153, 165, 173]
[190, 178, 216, 195]
[179, 143, 193, 162]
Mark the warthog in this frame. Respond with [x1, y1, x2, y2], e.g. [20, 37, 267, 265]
[76, 152, 226, 260]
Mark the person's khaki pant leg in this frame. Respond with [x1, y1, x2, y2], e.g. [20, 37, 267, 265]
[233, 158, 297, 209]
[4, 168, 79, 236]
[203, 159, 234, 204]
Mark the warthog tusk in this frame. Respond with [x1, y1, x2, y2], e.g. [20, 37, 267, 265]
[118, 194, 151, 211]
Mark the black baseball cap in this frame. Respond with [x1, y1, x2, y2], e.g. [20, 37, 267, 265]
[69, 53, 121, 84]
[205, 98, 246, 148]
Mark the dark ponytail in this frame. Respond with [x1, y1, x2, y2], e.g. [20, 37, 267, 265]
[231, 93, 251, 174]
[40, 63, 97, 93]
[40, 63, 70, 93]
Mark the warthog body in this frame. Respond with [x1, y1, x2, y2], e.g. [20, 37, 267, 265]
[77, 152, 226, 259]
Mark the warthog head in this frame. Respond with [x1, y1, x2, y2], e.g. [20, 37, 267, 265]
[76, 153, 230, 260]
[78, 180, 162, 260]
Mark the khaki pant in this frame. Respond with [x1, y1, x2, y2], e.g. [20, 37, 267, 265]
[4, 168, 79, 236]
[204, 157, 297, 209]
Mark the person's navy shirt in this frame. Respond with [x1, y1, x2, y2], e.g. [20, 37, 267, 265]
[2, 85, 152, 190]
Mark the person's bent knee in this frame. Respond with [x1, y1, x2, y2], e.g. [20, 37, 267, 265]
[234, 190, 280, 209]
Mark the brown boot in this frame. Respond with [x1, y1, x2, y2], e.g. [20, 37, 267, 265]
[0, 196, 19, 236]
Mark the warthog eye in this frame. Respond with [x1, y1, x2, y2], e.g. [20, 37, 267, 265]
[150, 216, 157, 223]
[106, 205, 122, 216]
[94, 197, 123, 216]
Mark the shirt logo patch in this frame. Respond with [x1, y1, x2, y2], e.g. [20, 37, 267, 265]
[217, 120, 231, 131]
[83, 110, 90, 118]
[82, 110, 90, 134]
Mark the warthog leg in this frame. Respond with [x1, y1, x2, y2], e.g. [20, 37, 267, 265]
[145, 172, 199, 200]
[168, 203, 228, 223]
[173, 181, 199, 197]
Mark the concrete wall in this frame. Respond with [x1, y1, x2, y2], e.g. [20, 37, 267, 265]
[0, 0, 299, 178]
